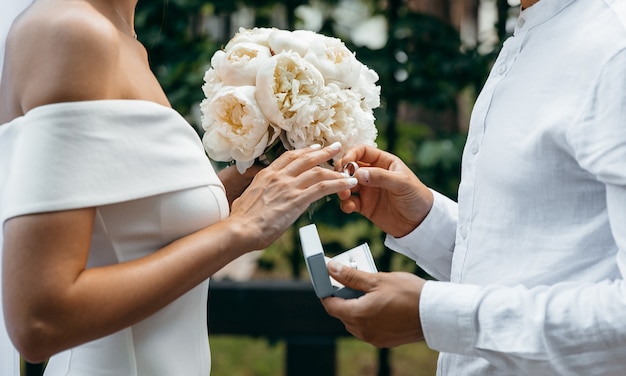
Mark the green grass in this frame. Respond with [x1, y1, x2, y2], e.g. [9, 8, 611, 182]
[209, 335, 438, 376]
[210, 336, 284, 376]
[210, 219, 440, 376]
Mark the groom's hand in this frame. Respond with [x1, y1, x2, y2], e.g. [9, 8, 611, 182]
[321, 260, 426, 348]
[335, 145, 434, 238]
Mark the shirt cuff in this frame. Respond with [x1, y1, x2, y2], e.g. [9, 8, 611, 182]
[420, 280, 482, 355]
[384, 189, 457, 280]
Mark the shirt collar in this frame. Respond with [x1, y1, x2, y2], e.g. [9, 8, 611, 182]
[515, 0, 576, 34]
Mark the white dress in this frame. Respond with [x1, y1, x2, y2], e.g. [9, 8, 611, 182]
[0, 100, 229, 375]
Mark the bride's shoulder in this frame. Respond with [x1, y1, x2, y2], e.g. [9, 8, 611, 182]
[4, 1, 121, 112]
[10, 2, 119, 56]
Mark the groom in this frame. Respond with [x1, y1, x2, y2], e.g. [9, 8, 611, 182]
[321, 0, 626, 374]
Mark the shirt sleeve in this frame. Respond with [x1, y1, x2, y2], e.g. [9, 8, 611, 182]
[384, 189, 457, 281]
[420, 48, 626, 375]
[421, 185, 626, 375]
[421, 189, 626, 374]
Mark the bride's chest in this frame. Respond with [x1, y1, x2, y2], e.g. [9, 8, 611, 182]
[86, 186, 228, 266]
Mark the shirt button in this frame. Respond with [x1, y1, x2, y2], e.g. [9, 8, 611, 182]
[497, 64, 507, 75]
[459, 224, 468, 239]
[470, 142, 479, 154]
[517, 18, 525, 28]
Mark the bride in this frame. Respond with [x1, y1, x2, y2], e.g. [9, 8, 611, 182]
[0, 1, 357, 375]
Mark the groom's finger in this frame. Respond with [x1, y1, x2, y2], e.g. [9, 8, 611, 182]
[340, 145, 395, 170]
[326, 260, 377, 293]
[353, 166, 406, 191]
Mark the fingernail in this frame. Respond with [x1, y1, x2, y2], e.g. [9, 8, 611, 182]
[328, 260, 343, 274]
[329, 142, 342, 151]
[346, 177, 357, 187]
[310, 144, 322, 150]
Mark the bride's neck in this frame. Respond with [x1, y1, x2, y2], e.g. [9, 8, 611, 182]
[91, 0, 138, 39]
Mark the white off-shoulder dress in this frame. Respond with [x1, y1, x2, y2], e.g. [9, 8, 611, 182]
[0, 100, 229, 376]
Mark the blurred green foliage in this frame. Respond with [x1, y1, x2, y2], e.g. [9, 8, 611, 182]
[135, 0, 507, 278]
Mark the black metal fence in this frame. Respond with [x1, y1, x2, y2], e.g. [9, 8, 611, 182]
[23, 280, 392, 376]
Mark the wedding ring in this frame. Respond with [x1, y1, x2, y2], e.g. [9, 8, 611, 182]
[343, 161, 359, 177]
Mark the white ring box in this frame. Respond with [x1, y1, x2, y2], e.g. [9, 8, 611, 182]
[299, 224, 377, 299]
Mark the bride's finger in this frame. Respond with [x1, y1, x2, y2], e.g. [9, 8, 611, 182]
[299, 172, 358, 204]
[270, 142, 343, 174]
[291, 165, 352, 190]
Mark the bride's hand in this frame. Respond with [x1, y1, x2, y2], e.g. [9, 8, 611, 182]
[229, 142, 357, 250]
[218, 164, 264, 207]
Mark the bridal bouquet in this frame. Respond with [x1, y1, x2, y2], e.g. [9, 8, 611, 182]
[200, 27, 380, 174]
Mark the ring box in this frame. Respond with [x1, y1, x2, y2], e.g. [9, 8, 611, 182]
[299, 224, 377, 299]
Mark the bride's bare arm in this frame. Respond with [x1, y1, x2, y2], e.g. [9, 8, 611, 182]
[217, 164, 264, 207]
[1, 3, 356, 363]
[4, 146, 351, 362]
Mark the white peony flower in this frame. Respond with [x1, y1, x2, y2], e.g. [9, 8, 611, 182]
[224, 27, 274, 51]
[201, 68, 223, 102]
[284, 84, 377, 161]
[199, 27, 380, 174]
[201, 85, 280, 174]
[268, 29, 318, 56]
[215, 42, 272, 86]
[303, 34, 362, 89]
[353, 64, 382, 109]
[210, 49, 226, 71]
[255, 50, 325, 130]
